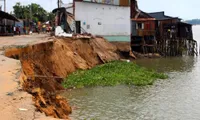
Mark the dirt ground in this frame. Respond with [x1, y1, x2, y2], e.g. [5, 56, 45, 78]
[0, 34, 54, 50]
[0, 34, 60, 120]
[0, 34, 135, 120]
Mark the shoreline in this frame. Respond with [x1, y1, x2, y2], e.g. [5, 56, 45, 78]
[0, 35, 161, 120]
[0, 34, 60, 120]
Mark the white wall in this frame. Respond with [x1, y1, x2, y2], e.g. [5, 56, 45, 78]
[75, 2, 130, 36]
[62, 3, 73, 14]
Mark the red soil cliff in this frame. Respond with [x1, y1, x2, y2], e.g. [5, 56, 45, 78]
[5, 37, 134, 119]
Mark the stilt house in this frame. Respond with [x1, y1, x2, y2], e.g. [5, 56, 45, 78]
[130, 0, 197, 56]
[130, 0, 156, 53]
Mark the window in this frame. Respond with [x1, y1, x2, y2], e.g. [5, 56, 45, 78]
[87, 25, 90, 29]
[136, 23, 144, 30]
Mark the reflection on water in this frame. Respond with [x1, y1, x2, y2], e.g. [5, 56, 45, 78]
[135, 56, 197, 73]
[63, 56, 200, 120]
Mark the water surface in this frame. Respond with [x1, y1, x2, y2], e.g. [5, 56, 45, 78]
[63, 56, 200, 120]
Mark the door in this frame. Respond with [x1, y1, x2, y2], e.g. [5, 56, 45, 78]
[75, 21, 81, 34]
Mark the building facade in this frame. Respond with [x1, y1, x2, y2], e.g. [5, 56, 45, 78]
[74, 1, 130, 36]
[82, 0, 129, 6]
[0, 11, 19, 36]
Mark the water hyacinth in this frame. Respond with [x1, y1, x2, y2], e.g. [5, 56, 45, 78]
[62, 61, 168, 88]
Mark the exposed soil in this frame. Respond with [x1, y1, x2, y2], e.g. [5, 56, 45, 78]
[5, 37, 135, 119]
[110, 41, 161, 59]
[111, 41, 131, 52]
[0, 34, 60, 120]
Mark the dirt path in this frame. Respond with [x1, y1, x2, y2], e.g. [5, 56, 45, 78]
[0, 34, 60, 120]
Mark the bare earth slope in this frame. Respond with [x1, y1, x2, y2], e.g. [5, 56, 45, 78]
[4, 36, 134, 119]
[0, 34, 60, 120]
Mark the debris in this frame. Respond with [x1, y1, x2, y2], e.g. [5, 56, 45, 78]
[129, 51, 136, 59]
[6, 92, 14, 96]
[19, 108, 28, 111]
[19, 97, 24, 100]
[73, 33, 93, 39]
[29, 31, 33, 35]
[2, 59, 5, 61]
[55, 26, 72, 37]
[73, 52, 78, 55]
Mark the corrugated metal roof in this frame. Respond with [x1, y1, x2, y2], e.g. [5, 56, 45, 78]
[0, 11, 19, 21]
[148, 12, 181, 21]
[148, 12, 173, 20]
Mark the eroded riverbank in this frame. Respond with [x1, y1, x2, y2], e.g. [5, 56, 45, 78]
[0, 34, 60, 120]
[1, 31, 197, 119]
[3, 36, 138, 119]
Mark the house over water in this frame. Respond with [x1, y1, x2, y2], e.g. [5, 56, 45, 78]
[54, 0, 197, 56]
[148, 11, 193, 40]
[130, 0, 156, 53]
[130, 0, 197, 56]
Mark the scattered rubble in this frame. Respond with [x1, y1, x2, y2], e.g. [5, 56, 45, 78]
[132, 51, 161, 58]
[55, 26, 72, 37]
[19, 108, 28, 111]
[73, 33, 94, 39]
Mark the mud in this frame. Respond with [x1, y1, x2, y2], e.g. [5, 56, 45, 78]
[110, 41, 161, 59]
[5, 37, 135, 119]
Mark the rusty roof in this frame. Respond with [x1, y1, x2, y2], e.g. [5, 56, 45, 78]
[148, 12, 181, 21]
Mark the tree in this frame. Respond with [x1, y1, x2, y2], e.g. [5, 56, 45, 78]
[13, 2, 24, 19]
[13, 2, 54, 23]
[48, 12, 56, 22]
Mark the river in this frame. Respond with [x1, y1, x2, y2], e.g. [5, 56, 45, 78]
[62, 26, 200, 120]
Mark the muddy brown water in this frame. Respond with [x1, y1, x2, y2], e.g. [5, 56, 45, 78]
[62, 56, 200, 120]
[62, 26, 200, 120]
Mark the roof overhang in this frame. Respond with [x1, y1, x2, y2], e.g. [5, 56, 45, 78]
[0, 11, 19, 21]
[131, 18, 156, 21]
[158, 17, 180, 21]
[179, 22, 192, 26]
[52, 7, 66, 13]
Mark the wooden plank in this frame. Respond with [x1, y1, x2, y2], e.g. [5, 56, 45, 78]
[131, 18, 156, 21]
[119, 0, 129, 6]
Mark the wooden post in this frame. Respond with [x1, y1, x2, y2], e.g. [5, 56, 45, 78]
[4, 0, 6, 12]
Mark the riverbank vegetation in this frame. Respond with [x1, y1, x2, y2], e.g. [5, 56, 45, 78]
[62, 61, 168, 88]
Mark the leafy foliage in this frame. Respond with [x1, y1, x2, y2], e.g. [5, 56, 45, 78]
[13, 2, 55, 22]
[62, 61, 168, 88]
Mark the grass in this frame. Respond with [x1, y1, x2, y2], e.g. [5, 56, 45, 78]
[62, 61, 168, 88]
